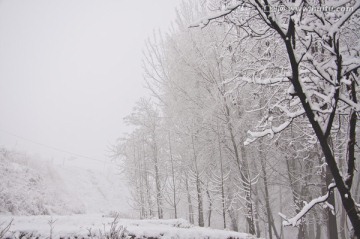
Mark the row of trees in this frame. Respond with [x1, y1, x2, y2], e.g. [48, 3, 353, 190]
[114, 0, 360, 238]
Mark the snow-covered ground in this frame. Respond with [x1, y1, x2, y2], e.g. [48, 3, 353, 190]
[0, 215, 258, 239]
[0, 149, 259, 238]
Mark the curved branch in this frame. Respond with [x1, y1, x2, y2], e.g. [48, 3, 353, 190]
[279, 183, 336, 227]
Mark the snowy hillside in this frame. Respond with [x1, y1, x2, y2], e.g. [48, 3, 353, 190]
[0, 215, 258, 239]
[0, 148, 129, 216]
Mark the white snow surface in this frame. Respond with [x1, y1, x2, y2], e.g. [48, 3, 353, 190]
[1, 215, 258, 239]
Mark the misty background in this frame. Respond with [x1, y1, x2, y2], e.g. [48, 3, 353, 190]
[1, 0, 360, 238]
[0, 0, 180, 215]
[0, 0, 179, 165]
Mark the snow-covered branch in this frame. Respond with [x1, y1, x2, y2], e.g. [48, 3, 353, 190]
[279, 183, 336, 227]
[244, 120, 291, 145]
[339, 94, 360, 111]
[189, 3, 242, 28]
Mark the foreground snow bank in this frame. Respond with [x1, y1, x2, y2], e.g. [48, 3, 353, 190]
[1, 214, 257, 239]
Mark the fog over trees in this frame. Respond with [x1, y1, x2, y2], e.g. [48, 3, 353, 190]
[113, 0, 360, 238]
[2, 0, 358, 238]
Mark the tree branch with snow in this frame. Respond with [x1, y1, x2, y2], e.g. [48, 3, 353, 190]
[279, 183, 336, 227]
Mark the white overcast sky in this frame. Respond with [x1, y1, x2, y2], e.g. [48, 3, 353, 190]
[0, 0, 180, 163]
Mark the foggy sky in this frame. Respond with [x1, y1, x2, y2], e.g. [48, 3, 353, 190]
[0, 0, 180, 164]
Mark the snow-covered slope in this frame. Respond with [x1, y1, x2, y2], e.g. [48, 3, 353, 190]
[1, 215, 258, 239]
[0, 148, 129, 216]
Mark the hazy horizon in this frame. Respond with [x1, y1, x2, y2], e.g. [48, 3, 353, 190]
[0, 0, 180, 163]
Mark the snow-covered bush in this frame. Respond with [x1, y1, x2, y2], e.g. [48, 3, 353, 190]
[0, 148, 85, 215]
[98, 216, 129, 239]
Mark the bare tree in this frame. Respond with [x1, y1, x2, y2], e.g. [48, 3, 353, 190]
[190, 0, 360, 237]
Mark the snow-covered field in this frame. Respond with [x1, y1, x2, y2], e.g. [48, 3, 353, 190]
[0, 215, 257, 239]
[0, 150, 259, 239]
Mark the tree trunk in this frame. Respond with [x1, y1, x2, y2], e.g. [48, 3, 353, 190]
[224, 103, 255, 234]
[141, 136, 153, 218]
[325, 165, 339, 239]
[192, 135, 204, 227]
[228, 207, 239, 232]
[322, 138, 339, 239]
[260, 146, 273, 239]
[217, 123, 227, 229]
[269, 214, 280, 239]
[339, 205, 347, 239]
[137, 145, 146, 219]
[196, 176, 204, 227]
[253, 192, 261, 238]
[206, 186, 212, 227]
[153, 142, 163, 219]
[279, 185, 284, 239]
[144, 167, 153, 218]
[308, 212, 315, 239]
[185, 177, 194, 224]
[314, 211, 321, 239]
[240, 145, 255, 235]
[168, 132, 177, 219]
[285, 156, 306, 239]
[279, 20, 360, 237]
